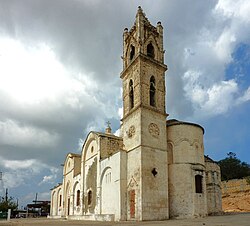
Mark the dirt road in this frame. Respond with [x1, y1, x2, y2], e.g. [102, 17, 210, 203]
[0, 213, 249, 226]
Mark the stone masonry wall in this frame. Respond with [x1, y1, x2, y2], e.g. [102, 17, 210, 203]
[222, 179, 250, 194]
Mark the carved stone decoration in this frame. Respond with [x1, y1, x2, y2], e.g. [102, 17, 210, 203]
[127, 176, 139, 188]
[148, 123, 160, 138]
[127, 125, 136, 138]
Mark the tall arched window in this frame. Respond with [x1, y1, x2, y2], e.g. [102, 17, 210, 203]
[195, 175, 203, 193]
[147, 43, 154, 58]
[129, 79, 134, 109]
[59, 194, 62, 207]
[76, 190, 80, 206]
[150, 76, 156, 107]
[130, 45, 135, 61]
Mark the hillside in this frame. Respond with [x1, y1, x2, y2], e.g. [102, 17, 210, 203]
[222, 179, 250, 212]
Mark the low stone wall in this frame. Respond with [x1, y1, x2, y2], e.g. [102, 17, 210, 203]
[222, 179, 250, 194]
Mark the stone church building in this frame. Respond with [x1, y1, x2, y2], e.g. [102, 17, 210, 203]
[50, 7, 222, 221]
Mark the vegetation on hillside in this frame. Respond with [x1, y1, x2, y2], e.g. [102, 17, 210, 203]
[218, 152, 250, 181]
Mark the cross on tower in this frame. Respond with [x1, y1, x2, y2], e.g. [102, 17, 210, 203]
[106, 121, 111, 128]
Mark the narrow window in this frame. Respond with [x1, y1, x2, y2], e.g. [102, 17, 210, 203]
[76, 190, 80, 206]
[129, 79, 134, 109]
[87, 190, 92, 205]
[130, 45, 135, 61]
[150, 76, 156, 107]
[147, 43, 154, 58]
[59, 194, 62, 207]
[195, 175, 203, 193]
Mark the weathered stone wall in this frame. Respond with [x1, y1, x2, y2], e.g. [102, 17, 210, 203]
[222, 179, 250, 194]
[99, 135, 123, 160]
[141, 147, 168, 220]
[167, 122, 207, 218]
[73, 157, 81, 177]
[81, 133, 99, 215]
[123, 108, 168, 221]
[205, 159, 222, 215]
[85, 157, 97, 214]
[126, 146, 142, 220]
[62, 154, 81, 217]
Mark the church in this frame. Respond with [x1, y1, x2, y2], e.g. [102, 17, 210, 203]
[50, 7, 222, 221]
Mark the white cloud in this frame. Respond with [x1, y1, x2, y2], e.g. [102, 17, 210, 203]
[0, 38, 99, 109]
[183, 70, 238, 118]
[118, 107, 123, 119]
[214, 29, 236, 62]
[236, 87, 250, 104]
[3, 159, 37, 170]
[0, 119, 60, 148]
[78, 138, 84, 152]
[114, 128, 120, 137]
[215, 0, 250, 23]
[39, 172, 58, 186]
[0, 156, 60, 189]
[179, 0, 250, 120]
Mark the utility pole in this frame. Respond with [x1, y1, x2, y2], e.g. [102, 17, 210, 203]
[35, 193, 38, 204]
[0, 172, 4, 198]
[5, 188, 8, 202]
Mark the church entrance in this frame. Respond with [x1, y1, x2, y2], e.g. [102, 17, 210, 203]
[129, 190, 135, 218]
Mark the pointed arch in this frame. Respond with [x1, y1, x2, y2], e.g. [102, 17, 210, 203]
[147, 43, 155, 58]
[129, 79, 134, 109]
[130, 45, 135, 61]
[150, 76, 156, 107]
[73, 181, 81, 208]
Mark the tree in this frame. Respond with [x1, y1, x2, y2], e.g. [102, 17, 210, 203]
[0, 196, 18, 212]
[218, 152, 250, 181]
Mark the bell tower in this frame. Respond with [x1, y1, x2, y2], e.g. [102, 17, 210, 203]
[121, 7, 169, 220]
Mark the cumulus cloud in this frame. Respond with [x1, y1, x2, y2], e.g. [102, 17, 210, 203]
[0, 119, 60, 148]
[171, 0, 250, 120]
[0, 156, 60, 190]
[236, 87, 250, 104]
[183, 70, 238, 118]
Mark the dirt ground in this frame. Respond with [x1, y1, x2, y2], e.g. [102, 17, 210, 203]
[223, 190, 250, 212]
[0, 213, 250, 226]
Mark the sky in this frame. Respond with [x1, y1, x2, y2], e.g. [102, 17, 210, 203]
[0, 0, 249, 208]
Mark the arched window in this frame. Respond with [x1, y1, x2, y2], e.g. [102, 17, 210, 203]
[129, 79, 134, 109]
[195, 175, 203, 193]
[147, 43, 154, 58]
[130, 45, 135, 61]
[76, 190, 80, 206]
[150, 76, 156, 107]
[87, 190, 92, 205]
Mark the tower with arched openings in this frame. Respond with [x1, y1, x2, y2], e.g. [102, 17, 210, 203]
[50, 7, 222, 221]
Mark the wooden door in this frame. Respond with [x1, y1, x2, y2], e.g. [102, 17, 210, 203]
[130, 190, 135, 218]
